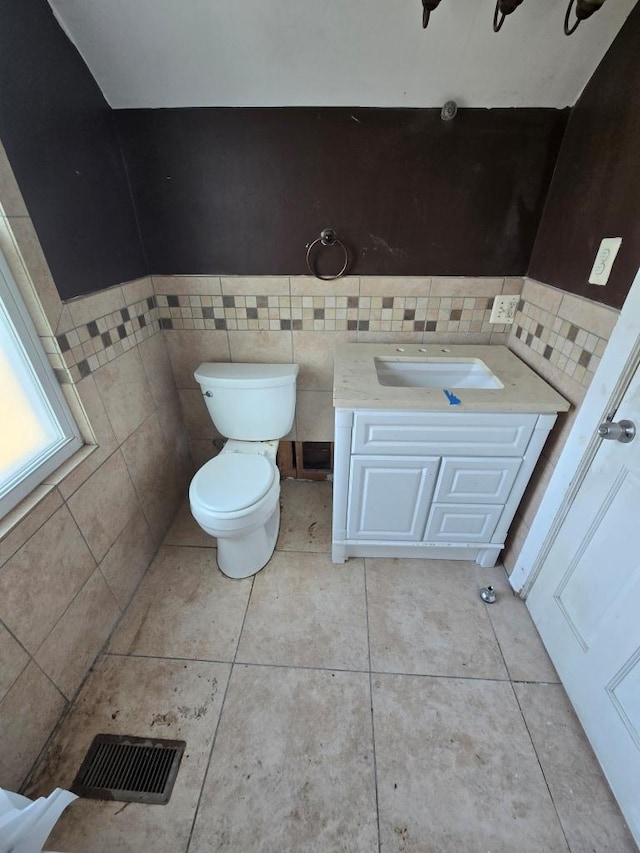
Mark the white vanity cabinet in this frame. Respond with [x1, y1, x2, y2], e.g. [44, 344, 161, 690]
[332, 409, 557, 567]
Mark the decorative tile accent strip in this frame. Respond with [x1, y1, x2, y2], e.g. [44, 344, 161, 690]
[54, 295, 159, 383]
[155, 293, 504, 334]
[511, 298, 607, 390]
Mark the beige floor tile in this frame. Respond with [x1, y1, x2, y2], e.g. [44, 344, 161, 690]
[109, 546, 250, 661]
[164, 500, 213, 548]
[515, 683, 637, 852]
[366, 559, 508, 679]
[237, 551, 369, 671]
[28, 655, 230, 853]
[373, 674, 569, 853]
[474, 564, 559, 683]
[276, 479, 332, 553]
[189, 665, 377, 852]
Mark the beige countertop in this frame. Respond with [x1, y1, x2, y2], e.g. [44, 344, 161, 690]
[333, 343, 570, 413]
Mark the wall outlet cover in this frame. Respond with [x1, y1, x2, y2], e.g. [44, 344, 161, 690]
[490, 295, 519, 324]
[589, 237, 622, 286]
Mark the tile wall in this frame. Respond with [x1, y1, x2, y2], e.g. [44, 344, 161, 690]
[0, 143, 192, 789]
[502, 278, 619, 574]
[156, 274, 520, 458]
[152, 270, 620, 577]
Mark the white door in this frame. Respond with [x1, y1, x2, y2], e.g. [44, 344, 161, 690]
[527, 359, 640, 844]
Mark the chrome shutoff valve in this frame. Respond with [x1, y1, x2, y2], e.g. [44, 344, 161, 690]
[480, 585, 497, 604]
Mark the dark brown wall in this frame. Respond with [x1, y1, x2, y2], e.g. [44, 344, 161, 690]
[0, 0, 147, 300]
[116, 107, 566, 278]
[529, 4, 640, 310]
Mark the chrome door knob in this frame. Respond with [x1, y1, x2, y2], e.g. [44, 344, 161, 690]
[597, 419, 636, 443]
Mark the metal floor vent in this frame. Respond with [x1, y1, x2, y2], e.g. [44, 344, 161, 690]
[72, 735, 186, 805]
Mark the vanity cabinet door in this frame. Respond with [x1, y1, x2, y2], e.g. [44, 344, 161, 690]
[347, 456, 440, 540]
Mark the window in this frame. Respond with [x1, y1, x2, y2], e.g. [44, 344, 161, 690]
[0, 248, 82, 518]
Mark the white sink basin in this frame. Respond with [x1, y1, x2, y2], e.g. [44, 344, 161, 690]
[375, 357, 504, 390]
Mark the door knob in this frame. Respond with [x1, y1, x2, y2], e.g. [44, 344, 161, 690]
[597, 419, 636, 443]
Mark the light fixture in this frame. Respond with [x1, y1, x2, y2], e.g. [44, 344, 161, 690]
[421, 0, 444, 29]
[493, 0, 525, 32]
[564, 0, 607, 35]
[419, 0, 608, 36]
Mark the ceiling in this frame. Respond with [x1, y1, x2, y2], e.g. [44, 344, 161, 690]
[48, 0, 637, 109]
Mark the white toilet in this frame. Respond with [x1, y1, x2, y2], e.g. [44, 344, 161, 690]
[189, 362, 299, 579]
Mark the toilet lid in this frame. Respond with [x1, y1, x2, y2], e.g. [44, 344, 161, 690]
[190, 453, 275, 513]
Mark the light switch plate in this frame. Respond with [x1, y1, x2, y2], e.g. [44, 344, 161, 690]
[589, 237, 622, 286]
[490, 295, 519, 324]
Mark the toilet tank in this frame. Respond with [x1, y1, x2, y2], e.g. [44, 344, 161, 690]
[194, 363, 299, 441]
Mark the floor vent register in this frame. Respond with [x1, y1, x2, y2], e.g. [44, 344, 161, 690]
[72, 734, 185, 805]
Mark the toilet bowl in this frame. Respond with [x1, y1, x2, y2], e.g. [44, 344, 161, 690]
[189, 362, 298, 578]
[189, 440, 281, 579]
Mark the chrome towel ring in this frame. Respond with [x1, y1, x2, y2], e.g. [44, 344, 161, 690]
[305, 228, 349, 281]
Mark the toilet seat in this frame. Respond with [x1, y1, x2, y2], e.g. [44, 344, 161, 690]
[190, 453, 275, 514]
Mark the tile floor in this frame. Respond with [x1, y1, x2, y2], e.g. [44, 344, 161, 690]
[28, 480, 636, 852]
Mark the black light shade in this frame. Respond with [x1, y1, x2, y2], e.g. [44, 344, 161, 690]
[493, 0, 525, 32]
[422, 0, 444, 29]
[565, 0, 607, 34]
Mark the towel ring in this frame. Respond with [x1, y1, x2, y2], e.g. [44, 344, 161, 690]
[305, 228, 349, 281]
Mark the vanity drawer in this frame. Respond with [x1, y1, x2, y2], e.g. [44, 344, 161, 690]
[352, 411, 537, 457]
[433, 457, 522, 504]
[424, 503, 503, 543]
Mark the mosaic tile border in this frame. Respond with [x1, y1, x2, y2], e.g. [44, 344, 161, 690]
[510, 298, 607, 391]
[155, 293, 504, 334]
[45, 276, 612, 394]
[43, 295, 159, 383]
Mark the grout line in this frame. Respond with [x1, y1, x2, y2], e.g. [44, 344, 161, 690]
[105, 649, 530, 684]
[0, 487, 63, 569]
[185, 572, 256, 851]
[0, 618, 32, 701]
[363, 559, 382, 853]
[510, 684, 572, 852]
[482, 594, 572, 851]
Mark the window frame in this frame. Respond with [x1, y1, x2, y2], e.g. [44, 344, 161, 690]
[0, 247, 83, 519]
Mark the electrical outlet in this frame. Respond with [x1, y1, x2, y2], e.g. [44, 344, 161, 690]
[490, 295, 519, 324]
